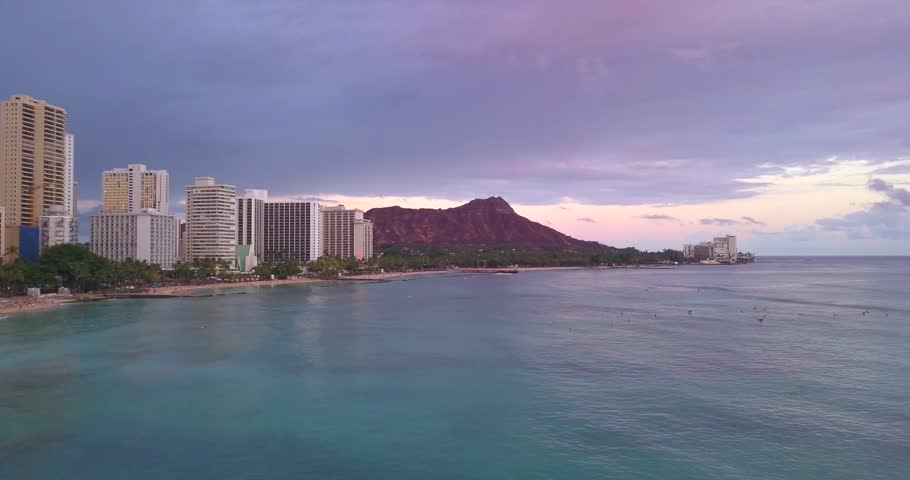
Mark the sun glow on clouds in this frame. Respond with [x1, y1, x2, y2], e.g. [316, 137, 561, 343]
[279, 158, 910, 255]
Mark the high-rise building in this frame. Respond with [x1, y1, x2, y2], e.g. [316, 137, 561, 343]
[63, 133, 75, 217]
[322, 205, 373, 259]
[236, 189, 267, 271]
[0, 207, 5, 259]
[186, 177, 237, 264]
[713, 235, 737, 261]
[0, 95, 68, 253]
[353, 218, 374, 260]
[91, 213, 180, 269]
[102, 164, 169, 214]
[178, 220, 187, 263]
[693, 242, 714, 261]
[263, 201, 321, 264]
[40, 205, 77, 251]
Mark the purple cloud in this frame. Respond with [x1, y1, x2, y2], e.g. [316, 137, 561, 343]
[642, 214, 679, 221]
[700, 218, 740, 226]
[577, 217, 597, 224]
[0, 0, 907, 208]
[817, 179, 910, 239]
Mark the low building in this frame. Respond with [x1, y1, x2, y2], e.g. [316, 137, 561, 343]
[90, 213, 180, 269]
[40, 205, 77, 252]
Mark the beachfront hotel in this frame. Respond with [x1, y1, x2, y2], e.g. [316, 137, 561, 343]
[322, 205, 374, 259]
[40, 205, 77, 252]
[236, 189, 267, 271]
[263, 201, 321, 264]
[102, 164, 170, 215]
[186, 177, 237, 265]
[0, 95, 72, 254]
[90, 212, 181, 269]
[683, 235, 739, 262]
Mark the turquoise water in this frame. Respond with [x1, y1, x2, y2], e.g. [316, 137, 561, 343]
[2, 258, 909, 479]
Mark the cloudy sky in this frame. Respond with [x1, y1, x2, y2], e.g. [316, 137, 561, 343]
[2, 0, 908, 254]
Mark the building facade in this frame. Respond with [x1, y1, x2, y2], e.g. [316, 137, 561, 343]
[186, 177, 237, 264]
[91, 213, 180, 269]
[102, 164, 169, 214]
[236, 189, 267, 271]
[263, 201, 321, 264]
[0, 95, 68, 253]
[64, 133, 75, 217]
[353, 218, 374, 260]
[693, 242, 714, 261]
[322, 205, 373, 259]
[40, 205, 77, 251]
[0, 207, 5, 259]
[713, 235, 737, 261]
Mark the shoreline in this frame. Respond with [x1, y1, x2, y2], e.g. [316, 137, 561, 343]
[0, 266, 630, 319]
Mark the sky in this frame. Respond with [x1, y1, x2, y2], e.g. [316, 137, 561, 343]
[1, 0, 908, 254]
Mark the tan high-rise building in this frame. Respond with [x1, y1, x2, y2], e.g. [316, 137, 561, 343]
[322, 205, 373, 259]
[0, 207, 6, 259]
[0, 95, 68, 250]
[102, 164, 169, 214]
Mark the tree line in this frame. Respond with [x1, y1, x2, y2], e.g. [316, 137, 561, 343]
[0, 243, 685, 296]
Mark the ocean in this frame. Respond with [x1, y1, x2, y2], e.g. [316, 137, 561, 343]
[1, 257, 908, 479]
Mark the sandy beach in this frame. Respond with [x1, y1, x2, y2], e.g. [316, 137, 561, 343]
[0, 267, 604, 319]
[0, 295, 86, 317]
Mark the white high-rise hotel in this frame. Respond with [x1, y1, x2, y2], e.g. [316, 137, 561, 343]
[64, 133, 75, 217]
[186, 177, 237, 264]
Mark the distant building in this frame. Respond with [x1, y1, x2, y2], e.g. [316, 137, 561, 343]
[102, 164, 169, 214]
[693, 242, 714, 261]
[685, 235, 739, 262]
[683, 244, 695, 258]
[91, 213, 180, 269]
[0, 95, 69, 254]
[322, 205, 373, 259]
[236, 189, 267, 271]
[40, 205, 77, 251]
[186, 177, 237, 265]
[713, 235, 737, 261]
[263, 201, 321, 264]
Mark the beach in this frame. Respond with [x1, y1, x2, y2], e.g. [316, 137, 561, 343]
[0, 266, 618, 318]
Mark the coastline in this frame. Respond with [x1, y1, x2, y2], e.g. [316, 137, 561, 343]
[0, 266, 620, 319]
[0, 270, 452, 318]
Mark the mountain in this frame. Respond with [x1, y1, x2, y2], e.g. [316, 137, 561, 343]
[364, 196, 600, 248]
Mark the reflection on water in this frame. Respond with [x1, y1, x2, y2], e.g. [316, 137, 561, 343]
[1, 259, 909, 479]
